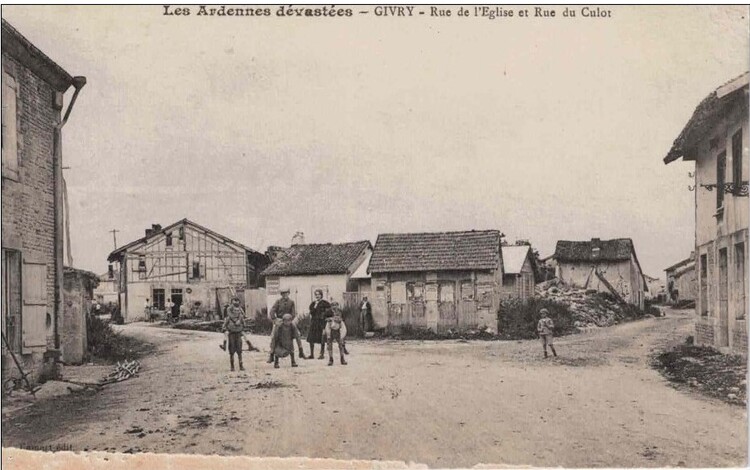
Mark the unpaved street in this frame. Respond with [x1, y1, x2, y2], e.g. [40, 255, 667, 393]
[2, 309, 747, 468]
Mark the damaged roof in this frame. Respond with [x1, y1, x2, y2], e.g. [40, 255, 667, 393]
[261, 241, 371, 277]
[664, 72, 749, 164]
[554, 238, 636, 263]
[369, 230, 502, 274]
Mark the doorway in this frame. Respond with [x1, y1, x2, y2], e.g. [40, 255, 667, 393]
[718, 248, 729, 347]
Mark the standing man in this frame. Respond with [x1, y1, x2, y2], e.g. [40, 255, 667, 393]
[145, 298, 153, 322]
[536, 308, 557, 358]
[359, 296, 372, 333]
[267, 288, 296, 363]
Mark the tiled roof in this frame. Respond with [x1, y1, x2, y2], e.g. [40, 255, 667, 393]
[261, 241, 371, 276]
[554, 238, 635, 262]
[368, 230, 501, 274]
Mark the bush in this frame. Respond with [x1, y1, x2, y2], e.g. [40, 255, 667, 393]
[497, 298, 577, 340]
[86, 315, 151, 362]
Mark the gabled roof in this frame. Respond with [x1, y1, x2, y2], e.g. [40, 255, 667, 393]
[665, 253, 695, 273]
[554, 238, 635, 263]
[1, 19, 75, 92]
[350, 251, 372, 280]
[369, 230, 501, 274]
[502, 245, 532, 275]
[664, 72, 749, 164]
[261, 241, 371, 277]
[107, 218, 260, 262]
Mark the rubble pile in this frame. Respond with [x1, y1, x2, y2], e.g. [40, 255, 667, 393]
[535, 279, 645, 329]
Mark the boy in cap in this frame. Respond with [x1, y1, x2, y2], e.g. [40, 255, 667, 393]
[267, 288, 297, 363]
[536, 308, 557, 358]
[324, 302, 348, 366]
[272, 313, 304, 368]
[220, 297, 260, 357]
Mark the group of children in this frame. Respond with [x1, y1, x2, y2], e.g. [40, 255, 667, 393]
[219, 296, 348, 371]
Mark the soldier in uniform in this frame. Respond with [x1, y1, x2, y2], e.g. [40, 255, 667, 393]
[267, 288, 297, 363]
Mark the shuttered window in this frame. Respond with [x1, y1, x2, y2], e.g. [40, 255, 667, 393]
[22, 259, 48, 353]
[732, 130, 743, 190]
[2, 71, 19, 181]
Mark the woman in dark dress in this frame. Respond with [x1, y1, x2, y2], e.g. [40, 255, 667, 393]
[307, 289, 331, 359]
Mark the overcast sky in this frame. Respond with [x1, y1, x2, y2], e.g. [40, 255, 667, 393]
[3, 5, 748, 277]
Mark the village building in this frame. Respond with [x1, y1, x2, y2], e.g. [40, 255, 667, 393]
[664, 72, 748, 354]
[107, 219, 269, 322]
[499, 244, 536, 301]
[1, 20, 85, 384]
[261, 240, 372, 314]
[664, 253, 697, 305]
[553, 238, 647, 309]
[93, 269, 119, 307]
[368, 230, 504, 333]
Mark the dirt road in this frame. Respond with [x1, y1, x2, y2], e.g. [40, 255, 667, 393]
[2, 309, 746, 467]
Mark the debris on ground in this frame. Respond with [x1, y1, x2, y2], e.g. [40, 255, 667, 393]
[652, 342, 747, 406]
[100, 360, 141, 385]
[171, 319, 225, 332]
[250, 381, 290, 389]
[535, 278, 652, 328]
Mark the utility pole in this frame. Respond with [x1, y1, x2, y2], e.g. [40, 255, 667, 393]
[109, 229, 120, 250]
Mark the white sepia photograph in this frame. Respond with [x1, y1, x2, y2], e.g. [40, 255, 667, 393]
[0, 4, 748, 469]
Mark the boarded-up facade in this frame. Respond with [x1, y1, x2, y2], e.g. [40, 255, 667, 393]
[554, 238, 647, 309]
[664, 72, 749, 354]
[499, 245, 536, 301]
[2, 20, 82, 385]
[368, 230, 504, 333]
[107, 219, 269, 322]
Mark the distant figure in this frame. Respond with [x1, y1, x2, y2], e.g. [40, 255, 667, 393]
[359, 296, 372, 332]
[267, 288, 296, 363]
[272, 314, 304, 369]
[537, 308, 557, 358]
[145, 298, 153, 322]
[324, 302, 348, 366]
[179, 302, 186, 319]
[165, 297, 175, 320]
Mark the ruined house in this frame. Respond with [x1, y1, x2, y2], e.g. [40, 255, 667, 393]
[665, 253, 697, 305]
[1, 20, 85, 384]
[553, 238, 647, 309]
[261, 240, 372, 312]
[664, 72, 748, 354]
[499, 244, 536, 301]
[368, 230, 504, 333]
[107, 219, 269, 322]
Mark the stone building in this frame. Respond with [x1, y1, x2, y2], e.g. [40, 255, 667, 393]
[664, 72, 748, 354]
[665, 253, 697, 305]
[1, 20, 85, 384]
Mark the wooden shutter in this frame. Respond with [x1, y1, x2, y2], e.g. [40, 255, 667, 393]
[22, 259, 48, 353]
[2, 72, 19, 180]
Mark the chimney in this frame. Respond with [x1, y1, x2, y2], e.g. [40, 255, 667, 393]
[152, 224, 162, 232]
[291, 231, 305, 245]
[145, 228, 154, 237]
[591, 238, 601, 243]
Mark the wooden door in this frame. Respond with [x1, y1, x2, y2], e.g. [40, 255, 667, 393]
[437, 281, 457, 332]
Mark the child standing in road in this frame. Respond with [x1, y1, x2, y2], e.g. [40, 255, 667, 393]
[220, 297, 260, 354]
[272, 314, 304, 369]
[537, 308, 557, 358]
[324, 302, 348, 366]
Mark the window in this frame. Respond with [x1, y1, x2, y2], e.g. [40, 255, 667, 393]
[717, 151, 727, 209]
[700, 254, 708, 316]
[2, 71, 19, 180]
[137, 256, 146, 271]
[165, 233, 173, 247]
[192, 261, 201, 279]
[736, 243, 746, 320]
[732, 130, 743, 191]
[406, 282, 424, 302]
[152, 289, 165, 310]
[2, 250, 22, 353]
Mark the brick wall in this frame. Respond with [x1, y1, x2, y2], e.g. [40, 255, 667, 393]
[1, 52, 61, 382]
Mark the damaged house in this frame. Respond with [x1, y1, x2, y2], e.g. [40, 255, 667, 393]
[665, 253, 697, 305]
[553, 238, 647, 309]
[368, 230, 504, 333]
[1, 20, 86, 384]
[663, 72, 748, 353]
[499, 243, 536, 301]
[107, 219, 269, 322]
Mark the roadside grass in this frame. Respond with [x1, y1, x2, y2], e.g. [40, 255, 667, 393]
[87, 316, 155, 363]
